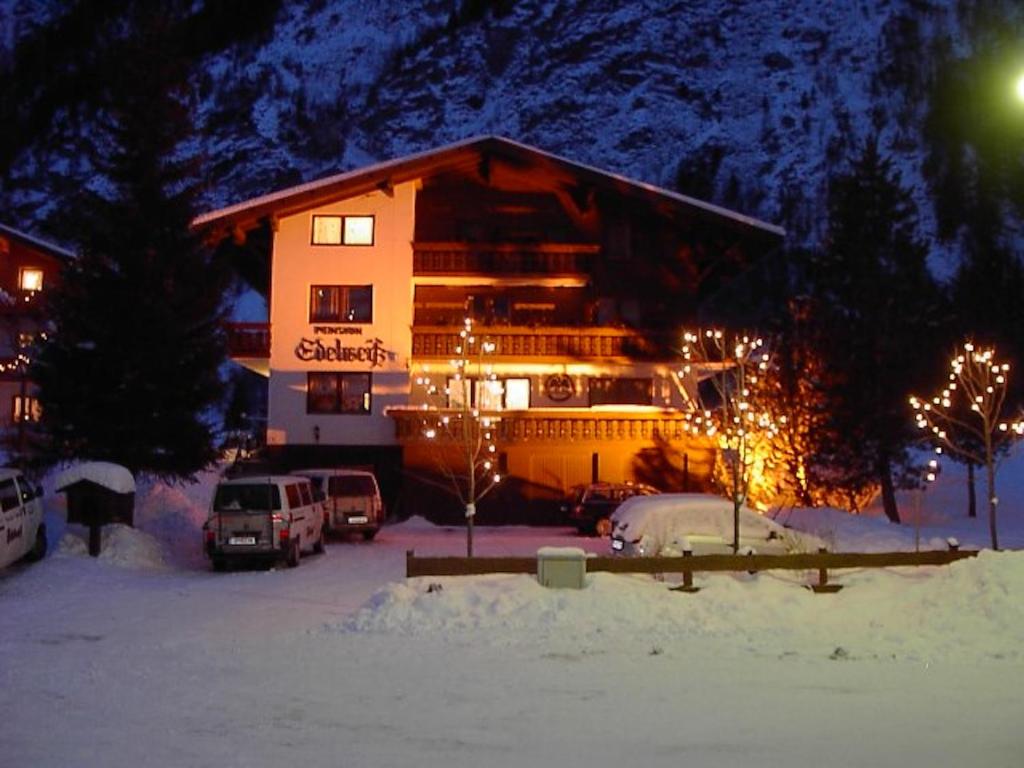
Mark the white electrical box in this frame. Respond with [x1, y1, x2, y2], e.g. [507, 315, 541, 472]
[536, 547, 587, 589]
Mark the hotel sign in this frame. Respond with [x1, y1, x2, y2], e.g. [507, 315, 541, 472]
[294, 336, 393, 368]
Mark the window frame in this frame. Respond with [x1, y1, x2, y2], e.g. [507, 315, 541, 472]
[307, 372, 373, 415]
[309, 285, 373, 324]
[310, 214, 376, 247]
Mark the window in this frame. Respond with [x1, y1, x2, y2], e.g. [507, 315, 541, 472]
[307, 372, 372, 414]
[504, 378, 531, 410]
[285, 484, 302, 509]
[19, 268, 43, 291]
[311, 215, 375, 246]
[0, 479, 20, 512]
[298, 482, 313, 507]
[588, 377, 652, 406]
[12, 396, 41, 423]
[476, 380, 504, 411]
[446, 377, 471, 410]
[213, 483, 281, 512]
[310, 285, 372, 323]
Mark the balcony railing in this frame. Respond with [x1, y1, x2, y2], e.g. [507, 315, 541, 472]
[226, 322, 270, 358]
[412, 325, 667, 360]
[413, 242, 599, 276]
[388, 408, 700, 444]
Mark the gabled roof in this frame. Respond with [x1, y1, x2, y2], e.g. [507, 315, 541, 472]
[194, 135, 785, 239]
[0, 223, 75, 260]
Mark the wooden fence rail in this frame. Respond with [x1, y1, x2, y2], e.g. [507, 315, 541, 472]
[405, 546, 979, 592]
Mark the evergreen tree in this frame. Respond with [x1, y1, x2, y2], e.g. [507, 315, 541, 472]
[31, 6, 228, 480]
[803, 139, 946, 523]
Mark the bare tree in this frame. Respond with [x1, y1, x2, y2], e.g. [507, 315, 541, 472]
[910, 341, 1023, 550]
[681, 330, 777, 552]
[413, 317, 502, 556]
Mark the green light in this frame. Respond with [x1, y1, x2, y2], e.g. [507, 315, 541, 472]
[1017, 72, 1024, 102]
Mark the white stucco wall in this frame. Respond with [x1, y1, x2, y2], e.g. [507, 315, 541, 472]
[266, 183, 416, 446]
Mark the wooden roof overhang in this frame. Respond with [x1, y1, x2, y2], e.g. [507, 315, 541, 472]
[193, 136, 785, 246]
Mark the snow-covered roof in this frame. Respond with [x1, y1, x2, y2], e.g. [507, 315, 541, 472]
[0, 223, 76, 260]
[55, 462, 136, 494]
[194, 135, 785, 238]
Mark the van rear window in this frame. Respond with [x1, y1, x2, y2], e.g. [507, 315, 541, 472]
[329, 475, 377, 496]
[214, 484, 281, 512]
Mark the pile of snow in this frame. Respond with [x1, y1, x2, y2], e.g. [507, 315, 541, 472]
[341, 551, 1024, 664]
[54, 461, 135, 494]
[57, 524, 166, 570]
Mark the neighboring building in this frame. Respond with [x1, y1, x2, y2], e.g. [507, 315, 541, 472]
[197, 136, 784, 521]
[0, 224, 69, 443]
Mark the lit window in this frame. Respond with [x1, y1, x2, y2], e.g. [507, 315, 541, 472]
[307, 373, 371, 414]
[309, 285, 372, 323]
[311, 215, 375, 246]
[19, 268, 43, 292]
[504, 378, 531, 410]
[343, 216, 375, 246]
[447, 378, 471, 410]
[311, 216, 342, 245]
[12, 396, 41, 423]
[476, 380, 504, 411]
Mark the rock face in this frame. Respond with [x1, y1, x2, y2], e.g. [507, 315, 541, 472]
[0, 0, 1016, 248]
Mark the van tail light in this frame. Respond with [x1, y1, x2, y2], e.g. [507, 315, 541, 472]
[271, 513, 286, 524]
[205, 530, 215, 545]
[279, 528, 290, 544]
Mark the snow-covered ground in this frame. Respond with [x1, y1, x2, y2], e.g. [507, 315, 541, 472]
[2, 456, 1023, 767]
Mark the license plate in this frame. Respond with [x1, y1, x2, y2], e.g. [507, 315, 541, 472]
[347, 516, 369, 525]
[611, 539, 624, 551]
[228, 536, 256, 546]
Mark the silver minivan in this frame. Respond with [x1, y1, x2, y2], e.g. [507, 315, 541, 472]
[291, 468, 383, 541]
[204, 475, 325, 570]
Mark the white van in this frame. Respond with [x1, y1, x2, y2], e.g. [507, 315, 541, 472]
[204, 475, 325, 570]
[0, 468, 46, 569]
[291, 469, 383, 540]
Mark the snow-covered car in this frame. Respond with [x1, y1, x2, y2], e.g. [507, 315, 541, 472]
[204, 476, 325, 570]
[0, 468, 46, 569]
[290, 468, 384, 540]
[564, 481, 660, 536]
[609, 493, 796, 556]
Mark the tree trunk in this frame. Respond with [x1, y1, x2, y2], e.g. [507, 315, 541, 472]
[878, 457, 900, 523]
[966, 461, 977, 518]
[985, 460, 999, 551]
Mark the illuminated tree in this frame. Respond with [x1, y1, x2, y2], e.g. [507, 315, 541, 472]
[681, 329, 777, 552]
[413, 316, 502, 556]
[910, 341, 1024, 550]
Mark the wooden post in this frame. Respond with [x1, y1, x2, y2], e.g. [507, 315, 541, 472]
[406, 549, 414, 578]
[809, 546, 843, 593]
[670, 548, 701, 593]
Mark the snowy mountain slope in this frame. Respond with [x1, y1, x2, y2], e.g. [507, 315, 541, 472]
[2, 0, 1018, 256]
[189, 0, 965, 240]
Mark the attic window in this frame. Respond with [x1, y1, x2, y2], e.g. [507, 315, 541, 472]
[19, 268, 43, 291]
[311, 215, 375, 246]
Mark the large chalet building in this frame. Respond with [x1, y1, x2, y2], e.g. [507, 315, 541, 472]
[197, 137, 783, 520]
[0, 224, 68, 440]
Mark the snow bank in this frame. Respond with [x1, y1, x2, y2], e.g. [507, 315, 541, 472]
[57, 524, 166, 570]
[54, 462, 135, 494]
[339, 551, 1024, 664]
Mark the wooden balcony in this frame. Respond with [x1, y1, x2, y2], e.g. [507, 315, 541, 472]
[389, 408, 697, 444]
[413, 242, 599, 276]
[226, 322, 270, 359]
[412, 325, 667, 361]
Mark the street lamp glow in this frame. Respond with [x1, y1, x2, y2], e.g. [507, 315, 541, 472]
[1016, 72, 1024, 102]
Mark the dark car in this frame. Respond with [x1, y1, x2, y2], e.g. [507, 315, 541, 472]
[563, 482, 660, 536]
